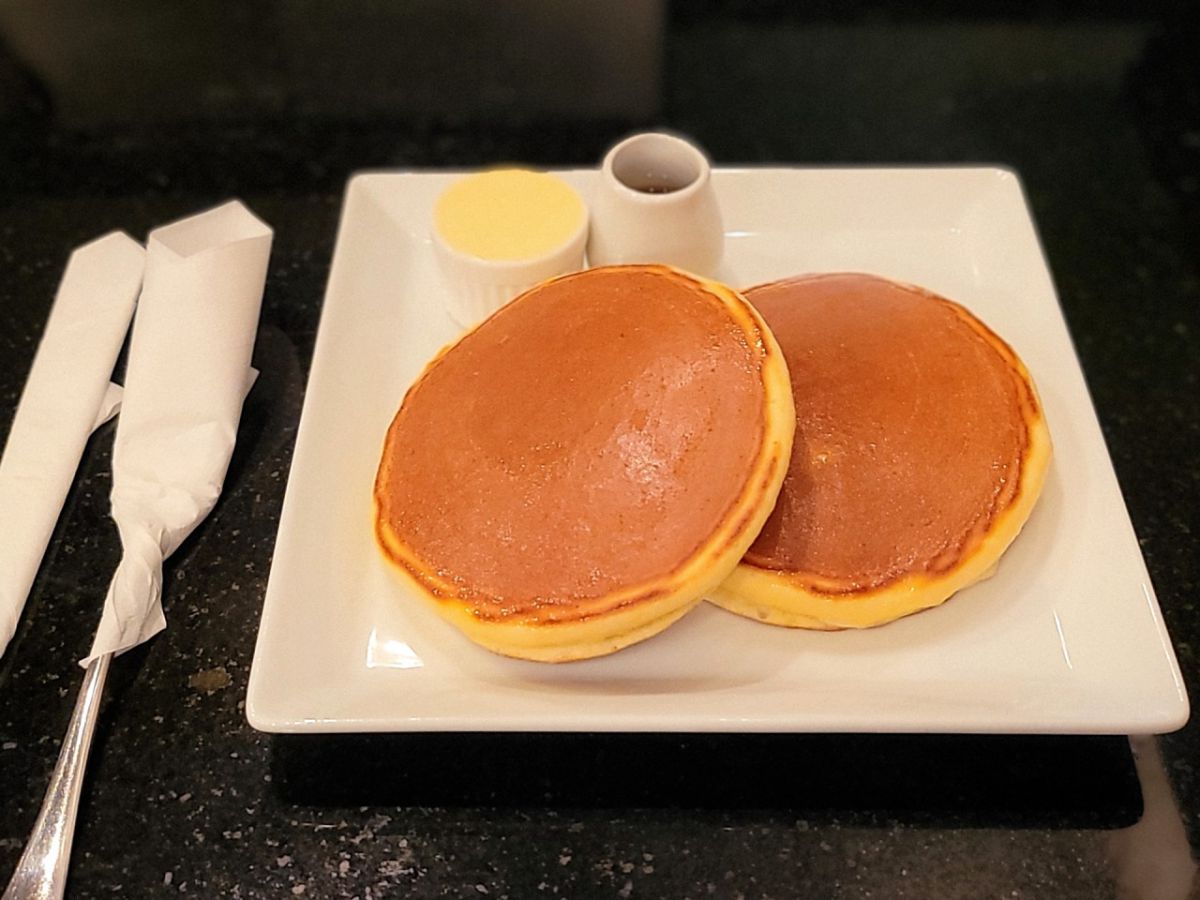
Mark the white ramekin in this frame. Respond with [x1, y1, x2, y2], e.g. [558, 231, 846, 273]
[432, 183, 589, 329]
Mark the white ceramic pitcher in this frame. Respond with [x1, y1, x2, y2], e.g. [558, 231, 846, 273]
[586, 132, 724, 278]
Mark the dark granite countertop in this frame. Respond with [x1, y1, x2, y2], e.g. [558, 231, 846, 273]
[1, 4, 1197, 898]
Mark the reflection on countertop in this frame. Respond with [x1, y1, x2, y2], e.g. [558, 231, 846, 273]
[1108, 737, 1198, 900]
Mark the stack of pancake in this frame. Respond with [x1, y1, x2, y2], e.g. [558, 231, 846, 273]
[374, 266, 1051, 661]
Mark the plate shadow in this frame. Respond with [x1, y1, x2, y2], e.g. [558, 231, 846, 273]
[271, 732, 1142, 830]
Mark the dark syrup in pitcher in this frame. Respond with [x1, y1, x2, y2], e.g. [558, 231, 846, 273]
[623, 172, 691, 194]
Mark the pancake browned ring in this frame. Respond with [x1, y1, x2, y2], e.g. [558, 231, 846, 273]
[374, 264, 795, 660]
[709, 272, 1052, 629]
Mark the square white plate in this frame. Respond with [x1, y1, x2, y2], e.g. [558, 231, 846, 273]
[246, 167, 1189, 734]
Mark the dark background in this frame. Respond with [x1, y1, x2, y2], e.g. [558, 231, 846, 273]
[2, 2, 1198, 897]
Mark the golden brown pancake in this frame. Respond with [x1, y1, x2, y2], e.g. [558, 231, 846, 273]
[709, 273, 1051, 629]
[374, 264, 795, 661]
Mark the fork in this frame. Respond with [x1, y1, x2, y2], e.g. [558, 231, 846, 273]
[2, 652, 111, 900]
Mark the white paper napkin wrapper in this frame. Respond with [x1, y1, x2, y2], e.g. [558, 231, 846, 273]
[85, 200, 272, 666]
[0, 233, 144, 659]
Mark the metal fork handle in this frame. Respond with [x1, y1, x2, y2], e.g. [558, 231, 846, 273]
[3, 653, 111, 900]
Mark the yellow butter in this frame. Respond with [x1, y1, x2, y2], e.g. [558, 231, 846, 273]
[434, 169, 585, 261]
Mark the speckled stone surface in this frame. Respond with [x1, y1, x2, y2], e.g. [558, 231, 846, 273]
[1, 6, 1198, 898]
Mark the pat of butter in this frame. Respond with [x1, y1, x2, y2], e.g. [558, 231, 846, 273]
[434, 169, 586, 261]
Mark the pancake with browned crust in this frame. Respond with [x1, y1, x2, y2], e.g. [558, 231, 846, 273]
[374, 264, 795, 660]
[709, 272, 1051, 629]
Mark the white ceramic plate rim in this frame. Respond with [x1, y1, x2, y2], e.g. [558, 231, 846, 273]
[246, 166, 1189, 735]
